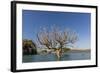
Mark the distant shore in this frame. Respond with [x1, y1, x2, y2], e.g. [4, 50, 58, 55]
[68, 49, 90, 53]
[37, 48, 91, 55]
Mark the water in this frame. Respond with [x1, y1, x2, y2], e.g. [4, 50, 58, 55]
[23, 51, 90, 63]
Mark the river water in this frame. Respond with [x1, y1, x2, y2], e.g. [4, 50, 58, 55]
[23, 51, 90, 63]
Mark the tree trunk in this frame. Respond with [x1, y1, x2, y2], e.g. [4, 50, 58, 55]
[55, 48, 62, 60]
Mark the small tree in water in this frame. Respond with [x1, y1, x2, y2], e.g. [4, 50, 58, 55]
[37, 25, 78, 60]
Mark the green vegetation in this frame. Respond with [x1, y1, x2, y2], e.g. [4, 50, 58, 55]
[62, 48, 71, 52]
[23, 39, 37, 55]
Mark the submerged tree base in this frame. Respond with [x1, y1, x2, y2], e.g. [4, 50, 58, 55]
[23, 50, 91, 63]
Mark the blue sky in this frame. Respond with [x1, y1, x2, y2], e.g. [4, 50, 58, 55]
[22, 10, 91, 49]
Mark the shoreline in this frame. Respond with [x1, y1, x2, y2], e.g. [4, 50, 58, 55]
[67, 49, 90, 53]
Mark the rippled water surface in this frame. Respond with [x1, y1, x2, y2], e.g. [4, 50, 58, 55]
[23, 51, 90, 63]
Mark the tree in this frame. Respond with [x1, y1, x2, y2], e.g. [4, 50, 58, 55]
[37, 27, 58, 50]
[23, 39, 37, 55]
[37, 26, 78, 60]
[37, 27, 52, 49]
[54, 28, 78, 55]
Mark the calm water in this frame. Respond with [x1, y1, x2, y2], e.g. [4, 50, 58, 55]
[23, 51, 90, 63]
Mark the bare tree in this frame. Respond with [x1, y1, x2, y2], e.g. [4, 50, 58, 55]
[37, 27, 51, 49]
[37, 25, 78, 59]
[49, 26, 78, 58]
